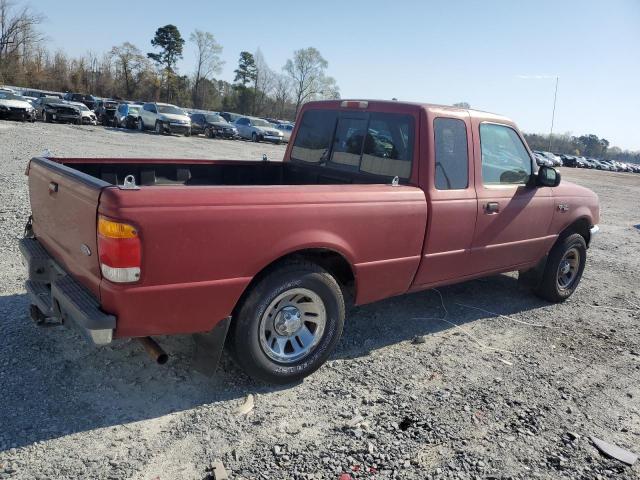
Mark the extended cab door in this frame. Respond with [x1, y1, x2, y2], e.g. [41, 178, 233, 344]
[469, 121, 553, 272]
[413, 109, 478, 286]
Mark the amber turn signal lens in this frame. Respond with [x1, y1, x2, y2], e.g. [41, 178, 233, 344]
[98, 216, 138, 239]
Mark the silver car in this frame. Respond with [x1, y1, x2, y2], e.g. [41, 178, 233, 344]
[276, 123, 294, 143]
[234, 116, 284, 143]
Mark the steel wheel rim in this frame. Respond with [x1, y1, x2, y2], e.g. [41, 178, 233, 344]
[557, 247, 580, 290]
[259, 288, 326, 364]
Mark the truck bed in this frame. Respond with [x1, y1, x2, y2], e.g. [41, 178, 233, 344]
[26, 156, 428, 339]
[57, 157, 409, 187]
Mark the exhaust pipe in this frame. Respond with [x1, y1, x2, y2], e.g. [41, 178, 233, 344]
[138, 337, 168, 365]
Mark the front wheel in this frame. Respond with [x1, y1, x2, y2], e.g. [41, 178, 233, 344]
[252, 132, 258, 142]
[229, 262, 345, 384]
[534, 233, 587, 302]
[155, 121, 163, 135]
[137, 118, 144, 131]
[205, 128, 215, 139]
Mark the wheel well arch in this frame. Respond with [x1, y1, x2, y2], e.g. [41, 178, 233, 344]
[560, 216, 592, 245]
[232, 248, 356, 316]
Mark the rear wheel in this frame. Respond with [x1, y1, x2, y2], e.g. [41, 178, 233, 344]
[229, 262, 345, 384]
[534, 233, 587, 302]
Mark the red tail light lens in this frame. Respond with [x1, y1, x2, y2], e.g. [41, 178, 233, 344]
[97, 216, 141, 283]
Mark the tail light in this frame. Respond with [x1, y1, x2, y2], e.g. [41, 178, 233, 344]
[97, 216, 141, 283]
[340, 100, 368, 109]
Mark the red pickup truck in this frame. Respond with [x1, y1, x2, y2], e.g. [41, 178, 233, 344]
[20, 99, 599, 383]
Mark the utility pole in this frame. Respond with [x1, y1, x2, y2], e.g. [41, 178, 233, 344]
[548, 76, 559, 152]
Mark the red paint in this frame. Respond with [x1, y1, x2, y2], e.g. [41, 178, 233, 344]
[26, 99, 599, 340]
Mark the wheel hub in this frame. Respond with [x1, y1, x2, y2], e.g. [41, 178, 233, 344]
[560, 260, 571, 275]
[274, 306, 302, 336]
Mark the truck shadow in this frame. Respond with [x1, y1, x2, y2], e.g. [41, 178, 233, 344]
[0, 273, 549, 451]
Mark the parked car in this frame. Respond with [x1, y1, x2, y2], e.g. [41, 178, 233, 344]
[220, 111, 241, 123]
[189, 112, 239, 138]
[23, 89, 63, 99]
[276, 123, 294, 142]
[94, 99, 119, 126]
[19, 99, 599, 384]
[234, 116, 285, 143]
[0, 91, 36, 122]
[39, 99, 81, 124]
[115, 103, 142, 129]
[560, 155, 578, 167]
[534, 152, 553, 167]
[574, 156, 588, 168]
[137, 102, 191, 136]
[63, 93, 97, 111]
[67, 101, 97, 125]
[534, 150, 562, 167]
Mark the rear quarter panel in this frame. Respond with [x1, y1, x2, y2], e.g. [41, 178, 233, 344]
[99, 184, 427, 337]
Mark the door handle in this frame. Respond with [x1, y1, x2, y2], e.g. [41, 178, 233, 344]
[48, 181, 58, 193]
[484, 202, 499, 214]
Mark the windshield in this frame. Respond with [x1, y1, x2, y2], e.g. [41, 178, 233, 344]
[0, 92, 22, 101]
[129, 106, 140, 115]
[74, 103, 89, 111]
[205, 114, 226, 123]
[158, 105, 185, 115]
[252, 118, 270, 127]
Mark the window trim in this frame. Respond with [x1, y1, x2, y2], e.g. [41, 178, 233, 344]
[433, 116, 470, 191]
[478, 121, 534, 188]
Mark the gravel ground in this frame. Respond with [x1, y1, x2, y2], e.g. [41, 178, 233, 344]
[0, 120, 639, 480]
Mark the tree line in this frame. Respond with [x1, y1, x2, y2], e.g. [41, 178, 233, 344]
[0, 0, 339, 120]
[523, 132, 640, 164]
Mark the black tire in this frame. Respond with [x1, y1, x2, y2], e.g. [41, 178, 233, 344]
[252, 132, 258, 142]
[137, 118, 144, 131]
[229, 261, 345, 384]
[44, 112, 52, 123]
[534, 233, 587, 302]
[205, 128, 215, 139]
[155, 121, 162, 135]
[184, 128, 191, 137]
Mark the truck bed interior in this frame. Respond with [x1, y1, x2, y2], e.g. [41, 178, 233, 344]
[58, 159, 404, 186]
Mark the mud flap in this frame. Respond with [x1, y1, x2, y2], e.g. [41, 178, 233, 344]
[192, 317, 231, 377]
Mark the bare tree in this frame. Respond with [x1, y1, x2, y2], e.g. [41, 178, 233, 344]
[110, 42, 146, 98]
[0, 0, 43, 80]
[190, 29, 223, 108]
[272, 73, 292, 119]
[252, 48, 274, 116]
[283, 47, 337, 115]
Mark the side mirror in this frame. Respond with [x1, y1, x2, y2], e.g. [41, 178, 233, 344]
[537, 165, 561, 187]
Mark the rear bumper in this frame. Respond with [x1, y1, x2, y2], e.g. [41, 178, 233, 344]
[19, 237, 115, 345]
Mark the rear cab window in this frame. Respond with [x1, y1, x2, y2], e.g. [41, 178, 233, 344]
[434, 118, 469, 190]
[290, 108, 415, 181]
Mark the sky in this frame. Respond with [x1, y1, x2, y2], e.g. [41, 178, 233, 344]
[30, 0, 640, 150]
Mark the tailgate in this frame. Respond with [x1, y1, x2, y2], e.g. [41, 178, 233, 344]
[27, 157, 109, 297]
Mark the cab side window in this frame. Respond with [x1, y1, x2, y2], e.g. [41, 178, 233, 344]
[434, 118, 469, 189]
[480, 123, 532, 185]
